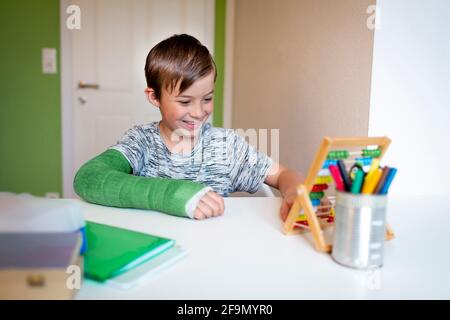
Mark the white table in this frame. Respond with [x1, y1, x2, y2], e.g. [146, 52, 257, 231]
[76, 196, 450, 299]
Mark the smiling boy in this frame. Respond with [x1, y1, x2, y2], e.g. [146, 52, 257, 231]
[74, 34, 304, 221]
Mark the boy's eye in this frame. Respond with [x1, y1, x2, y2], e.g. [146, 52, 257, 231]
[179, 100, 190, 105]
[203, 97, 212, 103]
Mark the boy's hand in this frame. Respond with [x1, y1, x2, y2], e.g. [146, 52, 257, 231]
[193, 191, 225, 219]
[280, 193, 297, 222]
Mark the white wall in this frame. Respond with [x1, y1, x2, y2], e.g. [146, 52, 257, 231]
[369, 0, 450, 196]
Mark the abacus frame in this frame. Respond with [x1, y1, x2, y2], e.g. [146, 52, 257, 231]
[283, 136, 395, 253]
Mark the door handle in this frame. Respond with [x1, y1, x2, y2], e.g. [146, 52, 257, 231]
[78, 81, 100, 89]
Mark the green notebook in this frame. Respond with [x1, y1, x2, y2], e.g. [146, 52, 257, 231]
[84, 221, 175, 282]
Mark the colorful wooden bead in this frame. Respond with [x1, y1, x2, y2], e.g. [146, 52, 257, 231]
[322, 159, 338, 168]
[355, 157, 372, 166]
[309, 191, 325, 200]
[311, 184, 328, 192]
[362, 149, 381, 158]
[315, 176, 332, 184]
[327, 150, 350, 160]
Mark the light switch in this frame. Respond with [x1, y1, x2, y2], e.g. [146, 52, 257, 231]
[42, 48, 57, 74]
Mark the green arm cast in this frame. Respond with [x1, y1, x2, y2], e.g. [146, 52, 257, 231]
[73, 149, 208, 218]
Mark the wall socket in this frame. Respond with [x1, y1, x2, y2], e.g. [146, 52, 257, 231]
[42, 48, 57, 74]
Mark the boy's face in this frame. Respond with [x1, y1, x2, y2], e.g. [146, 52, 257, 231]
[146, 71, 215, 140]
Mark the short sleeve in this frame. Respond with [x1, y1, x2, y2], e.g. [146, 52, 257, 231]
[228, 131, 273, 193]
[109, 126, 147, 175]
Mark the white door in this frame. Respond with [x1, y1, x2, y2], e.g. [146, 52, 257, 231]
[65, 0, 214, 197]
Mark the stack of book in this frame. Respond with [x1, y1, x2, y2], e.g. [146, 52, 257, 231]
[84, 222, 187, 289]
[0, 193, 187, 294]
[0, 192, 86, 299]
[0, 232, 83, 299]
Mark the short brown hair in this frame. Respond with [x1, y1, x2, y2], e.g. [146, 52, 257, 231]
[144, 34, 217, 100]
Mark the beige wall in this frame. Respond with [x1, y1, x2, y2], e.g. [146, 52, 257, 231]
[232, 0, 376, 175]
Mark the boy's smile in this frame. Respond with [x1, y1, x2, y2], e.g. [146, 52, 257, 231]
[146, 71, 215, 149]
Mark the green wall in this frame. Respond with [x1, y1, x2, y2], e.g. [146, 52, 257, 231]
[0, 0, 226, 197]
[0, 0, 62, 196]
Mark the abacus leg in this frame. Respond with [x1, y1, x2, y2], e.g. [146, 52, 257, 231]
[385, 223, 395, 240]
[298, 185, 332, 253]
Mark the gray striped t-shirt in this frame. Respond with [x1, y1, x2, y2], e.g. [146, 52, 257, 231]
[109, 121, 273, 196]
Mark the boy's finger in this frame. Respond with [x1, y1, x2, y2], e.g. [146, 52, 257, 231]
[203, 192, 221, 214]
[280, 201, 289, 222]
[207, 192, 225, 214]
[200, 195, 220, 216]
[286, 195, 296, 206]
[194, 208, 205, 220]
[197, 200, 214, 218]
[219, 196, 225, 214]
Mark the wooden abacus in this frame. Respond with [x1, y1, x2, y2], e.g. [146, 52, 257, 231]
[283, 137, 395, 253]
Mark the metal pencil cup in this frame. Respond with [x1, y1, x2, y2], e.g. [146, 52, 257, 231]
[331, 191, 388, 269]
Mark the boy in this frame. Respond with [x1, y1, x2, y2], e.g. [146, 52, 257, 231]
[74, 34, 303, 221]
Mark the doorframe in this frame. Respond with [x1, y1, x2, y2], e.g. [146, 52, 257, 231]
[223, 0, 234, 128]
[60, 0, 75, 198]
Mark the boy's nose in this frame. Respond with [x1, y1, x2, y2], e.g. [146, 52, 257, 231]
[190, 103, 205, 119]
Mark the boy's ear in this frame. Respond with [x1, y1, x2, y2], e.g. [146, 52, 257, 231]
[144, 88, 160, 107]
